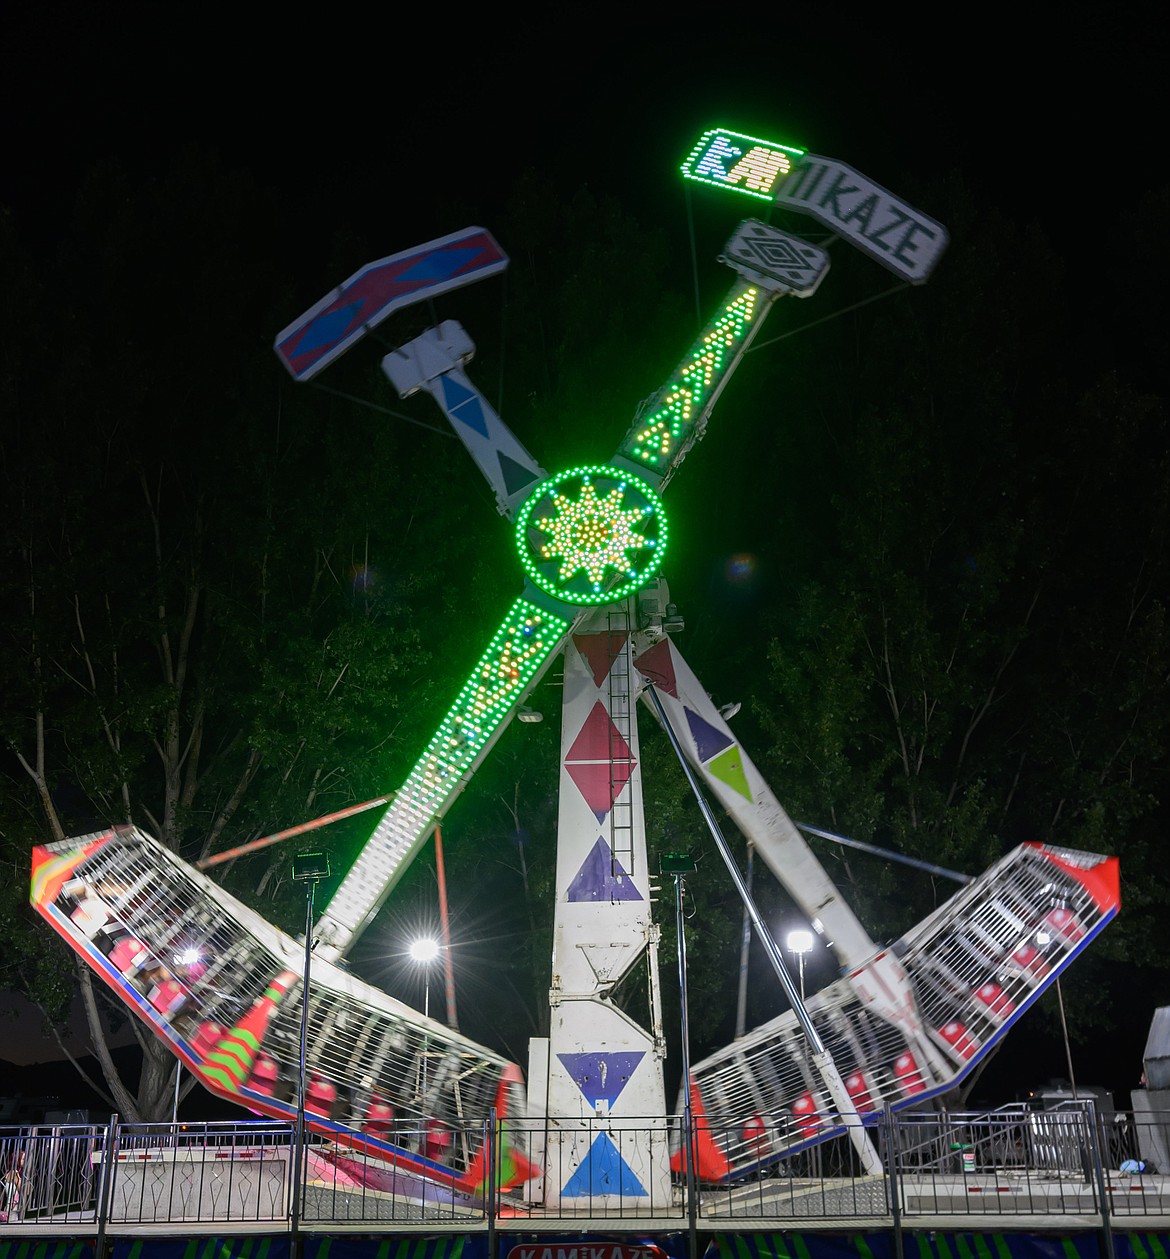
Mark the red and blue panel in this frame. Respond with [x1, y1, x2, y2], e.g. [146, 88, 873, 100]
[275, 227, 508, 381]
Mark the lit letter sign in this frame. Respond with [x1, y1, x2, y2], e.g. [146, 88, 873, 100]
[681, 128, 806, 201]
[682, 127, 949, 285]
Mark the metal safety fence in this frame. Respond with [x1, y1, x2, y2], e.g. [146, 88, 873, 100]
[1, 1104, 1168, 1232]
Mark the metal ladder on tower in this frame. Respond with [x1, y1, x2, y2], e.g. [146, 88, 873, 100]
[606, 601, 635, 882]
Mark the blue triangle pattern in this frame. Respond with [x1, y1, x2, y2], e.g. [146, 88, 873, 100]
[397, 247, 482, 282]
[294, 302, 363, 354]
[440, 376, 489, 436]
[498, 451, 540, 496]
[561, 1132, 647, 1198]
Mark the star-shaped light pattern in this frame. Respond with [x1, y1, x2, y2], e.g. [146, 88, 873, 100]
[620, 286, 759, 471]
[515, 465, 667, 606]
[539, 480, 647, 588]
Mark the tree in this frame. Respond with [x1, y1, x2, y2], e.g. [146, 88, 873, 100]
[0, 151, 475, 1118]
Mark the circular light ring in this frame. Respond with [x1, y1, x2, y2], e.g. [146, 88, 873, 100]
[515, 464, 668, 607]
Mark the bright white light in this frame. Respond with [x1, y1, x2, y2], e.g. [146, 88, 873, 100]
[410, 937, 440, 964]
[174, 947, 202, 966]
[1035, 930, 1052, 947]
[786, 929, 814, 955]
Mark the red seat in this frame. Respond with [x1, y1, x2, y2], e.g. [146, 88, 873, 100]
[109, 936, 149, 974]
[192, 1020, 225, 1057]
[422, 1118, 452, 1161]
[790, 1091, 823, 1138]
[974, 981, 1015, 1019]
[893, 1050, 926, 1096]
[248, 1055, 279, 1096]
[364, 1095, 395, 1136]
[937, 1020, 979, 1059]
[306, 1075, 337, 1117]
[148, 978, 185, 1016]
[741, 1113, 769, 1157]
[845, 1069, 875, 1112]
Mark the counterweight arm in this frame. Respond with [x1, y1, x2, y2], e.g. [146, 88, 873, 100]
[632, 632, 876, 968]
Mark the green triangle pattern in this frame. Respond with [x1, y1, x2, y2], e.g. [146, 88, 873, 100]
[708, 745, 752, 802]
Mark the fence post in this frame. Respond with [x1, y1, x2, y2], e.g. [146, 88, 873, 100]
[486, 1107, 497, 1259]
[1084, 1101, 1116, 1259]
[881, 1106, 904, 1259]
[94, 1113, 119, 1259]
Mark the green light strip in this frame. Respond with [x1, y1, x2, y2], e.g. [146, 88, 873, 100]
[322, 595, 571, 941]
[407, 596, 568, 806]
[616, 285, 761, 476]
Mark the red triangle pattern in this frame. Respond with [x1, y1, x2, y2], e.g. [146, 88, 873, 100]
[632, 639, 678, 697]
[566, 701, 633, 764]
[566, 760, 634, 822]
[573, 632, 630, 688]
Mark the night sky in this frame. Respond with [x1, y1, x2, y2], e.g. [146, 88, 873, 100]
[3, 6, 1163, 251]
[2, 4, 1165, 1104]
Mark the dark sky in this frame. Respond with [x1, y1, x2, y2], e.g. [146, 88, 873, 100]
[2, 5, 1163, 251]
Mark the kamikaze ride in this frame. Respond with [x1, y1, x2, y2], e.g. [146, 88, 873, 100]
[30, 130, 1119, 1207]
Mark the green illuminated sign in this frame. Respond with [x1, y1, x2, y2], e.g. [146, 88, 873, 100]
[515, 465, 667, 606]
[681, 128, 805, 201]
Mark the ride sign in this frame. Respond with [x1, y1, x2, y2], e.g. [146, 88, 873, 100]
[680, 127, 806, 201]
[681, 126, 948, 285]
[507, 1247, 667, 1259]
[774, 154, 948, 284]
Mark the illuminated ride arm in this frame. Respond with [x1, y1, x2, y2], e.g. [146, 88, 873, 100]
[313, 593, 573, 960]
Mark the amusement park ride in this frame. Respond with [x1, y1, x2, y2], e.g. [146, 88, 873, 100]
[30, 129, 1119, 1209]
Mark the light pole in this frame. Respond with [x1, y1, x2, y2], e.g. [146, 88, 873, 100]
[786, 928, 814, 1004]
[661, 852, 699, 1259]
[410, 936, 440, 1105]
[290, 850, 330, 1257]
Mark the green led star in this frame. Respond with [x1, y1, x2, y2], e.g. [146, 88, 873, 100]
[539, 481, 647, 584]
[515, 464, 668, 607]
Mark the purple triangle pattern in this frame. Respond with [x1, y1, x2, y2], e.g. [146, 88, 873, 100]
[685, 707, 734, 763]
[556, 1051, 646, 1106]
[566, 837, 643, 902]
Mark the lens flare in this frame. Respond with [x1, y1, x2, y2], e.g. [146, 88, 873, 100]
[725, 553, 757, 585]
